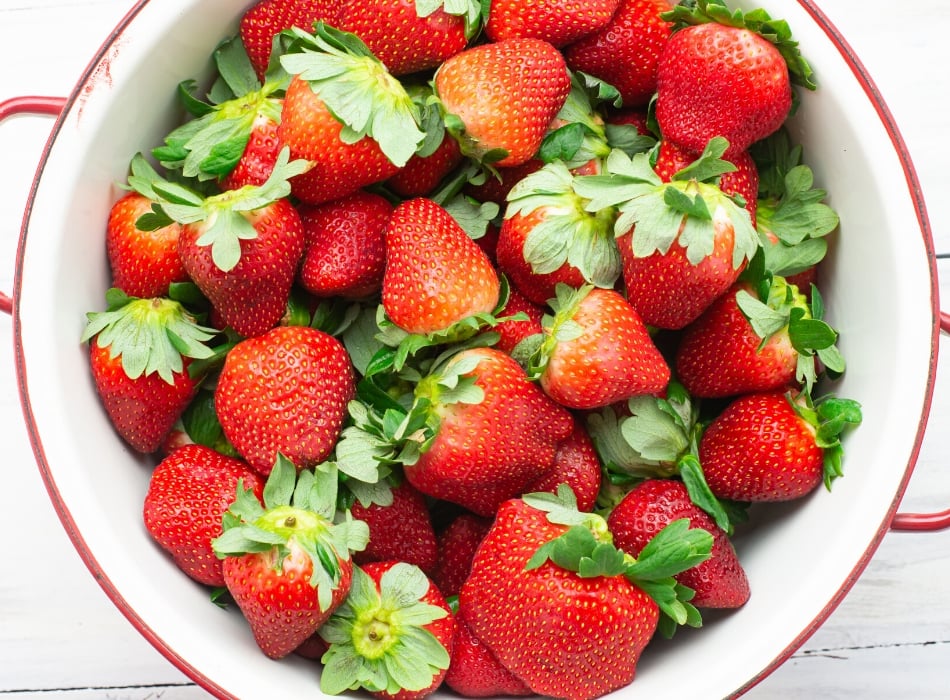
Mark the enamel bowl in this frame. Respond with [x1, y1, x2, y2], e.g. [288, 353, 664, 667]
[5, 1, 943, 698]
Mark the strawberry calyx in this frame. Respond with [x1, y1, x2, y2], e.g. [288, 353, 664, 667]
[661, 0, 816, 90]
[786, 390, 863, 490]
[212, 454, 370, 611]
[538, 72, 616, 171]
[279, 23, 426, 168]
[505, 162, 621, 288]
[81, 288, 217, 384]
[318, 562, 451, 696]
[525, 485, 712, 634]
[575, 138, 760, 268]
[130, 147, 309, 272]
[735, 271, 845, 394]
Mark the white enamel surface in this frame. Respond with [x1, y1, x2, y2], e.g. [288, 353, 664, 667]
[11, 1, 938, 699]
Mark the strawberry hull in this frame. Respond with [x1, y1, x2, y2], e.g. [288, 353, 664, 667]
[5, 2, 945, 700]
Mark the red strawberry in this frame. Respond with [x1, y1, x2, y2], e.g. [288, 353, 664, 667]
[654, 2, 815, 156]
[674, 277, 845, 399]
[336, 0, 478, 76]
[143, 444, 265, 586]
[220, 107, 283, 190]
[698, 390, 862, 502]
[490, 286, 544, 356]
[607, 478, 750, 608]
[347, 479, 439, 575]
[525, 421, 603, 512]
[81, 291, 216, 453]
[484, 0, 620, 47]
[239, 0, 347, 81]
[106, 193, 187, 299]
[213, 455, 370, 659]
[563, 0, 674, 107]
[403, 347, 574, 516]
[431, 513, 492, 598]
[434, 38, 571, 167]
[318, 561, 456, 700]
[386, 132, 464, 198]
[298, 190, 392, 299]
[459, 487, 712, 700]
[215, 325, 355, 475]
[278, 25, 426, 204]
[444, 613, 533, 698]
[528, 285, 670, 410]
[381, 197, 500, 336]
[574, 139, 760, 329]
[495, 160, 621, 306]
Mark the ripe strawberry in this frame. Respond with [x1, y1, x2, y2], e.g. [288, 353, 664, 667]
[675, 276, 845, 398]
[607, 478, 750, 608]
[318, 561, 456, 700]
[495, 160, 621, 306]
[489, 286, 544, 356]
[459, 486, 712, 700]
[278, 25, 426, 204]
[298, 191, 392, 299]
[444, 613, 533, 698]
[484, 0, 620, 47]
[381, 197, 500, 336]
[239, 0, 347, 80]
[434, 38, 571, 167]
[655, 1, 815, 156]
[215, 325, 355, 475]
[528, 285, 671, 410]
[574, 139, 760, 329]
[81, 290, 216, 453]
[525, 421, 603, 512]
[337, 0, 480, 76]
[431, 513, 492, 598]
[386, 132, 464, 198]
[698, 390, 862, 501]
[212, 455, 370, 659]
[220, 107, 283, 190]
[346, 479, 439, 575]
[106, 192, 187, 299]
[563, 0, 674, 107]
[402, 347, 574, 516]
[143, 444, 265, 586]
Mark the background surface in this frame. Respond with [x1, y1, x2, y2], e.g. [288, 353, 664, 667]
[1, 1, 948, 697]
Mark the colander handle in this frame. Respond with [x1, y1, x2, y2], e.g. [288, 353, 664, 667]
[890, 309, 950, 531]
[0, 96, 67, 316]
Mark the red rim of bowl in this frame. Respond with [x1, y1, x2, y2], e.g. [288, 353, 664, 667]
[9, 1, 941, 698]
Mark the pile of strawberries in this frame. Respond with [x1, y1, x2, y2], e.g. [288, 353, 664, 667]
[81, 0, 864, 698]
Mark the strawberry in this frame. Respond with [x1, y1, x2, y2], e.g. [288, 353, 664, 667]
[298, 190, 392, 299]
[278, 25, 426, 204]
[444, 612, 533, 698]
[654, 0, 815, 156]
[674, 275, 845, 398]
[431, 513, 492, 598]
[239, 0, 347, 81]
[698, 390, 862, 502]
[81, 289, 216, 453]
[526, 285, 671, 410]
[607, 478, 750, 608]
[106, 192, 188, 299]
[563, 0, 674, 107]
[489, 285, 544, 356]
[386, 132, 464, 198]
[143, 444, 265, 586]
[495, 160, 621, 306]
[525, 420, 603, 512]
[459, 486, 712, 700]
[381, 197, 500, 337]
[215, 325, 355, 475]
[212, 455, 370, 659]
[574, 138, 760, 329]
[220, 108, 283, 190]
[484, 0, 620, 47]
[318, 561, 456, 700]
[434, 38, 571, 167]
[336, 0, 481, 76]
[346, 479, 439, 575]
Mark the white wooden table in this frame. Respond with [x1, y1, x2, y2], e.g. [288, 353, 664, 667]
[1, 1, 947, 697]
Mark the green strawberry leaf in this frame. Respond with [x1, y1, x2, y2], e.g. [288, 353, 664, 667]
[677, 454, 733, 534]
